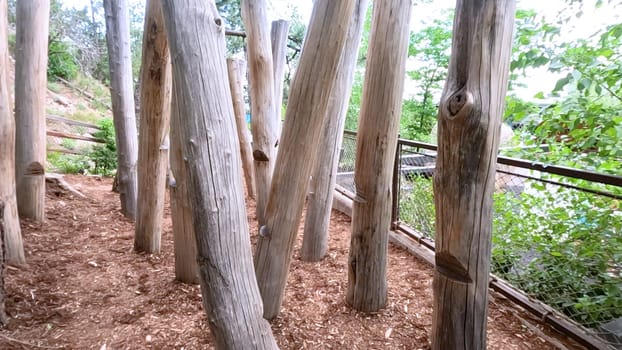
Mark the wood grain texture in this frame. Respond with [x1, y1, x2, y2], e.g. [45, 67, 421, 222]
[14, 0, 49, 222]
[346, 0, 412, 312]
[301, 0, 369, 262]
[253, 0, 356, 320]
[161, 1, 278, 348]
[270, 19, 288, 131]
[226, 58, 256, 199]
[241, 0, 278, 226]
[0, 0, 25, 265]
[103, 0, 138, 220]
[135, 0, 171, 253]
[431, 1, 516, 349]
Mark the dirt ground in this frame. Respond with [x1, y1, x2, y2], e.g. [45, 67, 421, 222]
[0, 175, 585, 349]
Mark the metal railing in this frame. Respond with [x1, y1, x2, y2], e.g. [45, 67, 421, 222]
[337, 131, 622, 349]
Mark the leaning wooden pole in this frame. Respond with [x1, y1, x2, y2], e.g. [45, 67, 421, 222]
[161, 1, 278, 347]
[134, 0, 171, 253]
[241, 0, 278, 226]
[431, 1, 515, 349]
[0, 0, 25, 265]
[301, 0, 369, 262]
[14, 0, 49, 222]
[227, 58, 256, 199]
[346, 0, 412, 312]
[270, 19, 289, 127]
[103, 0, 139, 220]
[254, 0, 356, 320]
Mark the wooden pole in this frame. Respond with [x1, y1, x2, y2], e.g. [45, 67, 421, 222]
[431, 1, 516, 349]
[254, 0, 356, 320]
[169, 78, 199, 285]
[226, 58, 256, 199]
[241, 0, 278, 226]
[301, 0, 369, 262]
[134, 0, 171, 253]
[103, 0, 139, 220]
[14, 0, 49, 222]
[271, 19, 289, 129]
[161, 1, 278, 347]
[0, 0, 25, 265]
[346, 0, 412, 312]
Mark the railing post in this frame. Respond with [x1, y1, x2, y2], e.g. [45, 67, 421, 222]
[391, 136, 401, 228]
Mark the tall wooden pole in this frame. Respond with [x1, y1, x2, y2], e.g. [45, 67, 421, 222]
[346, 0, 412, 312]
[161, 1, 278, 347]
[169, 78, 199, 285]
[301, 0, 369, 262]
[241, 0, 278, 226]
[254, 0, 356, 320]
[134, 0, 171, 253]
[227, 58, 256, 199]
[431, 1, 515, 349]
[14, 0, 49, 222]
[0, 0, 25, 265]
[103, 0, 139, 220]
[270, 19, 289, 129]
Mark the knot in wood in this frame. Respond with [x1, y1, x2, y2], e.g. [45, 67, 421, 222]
[435, 252, 472, 284]
[259, 225, 270, 238]
[25, 162, 44, 176]
[445, 89, 474, 119]
[253, 150, 269, 162]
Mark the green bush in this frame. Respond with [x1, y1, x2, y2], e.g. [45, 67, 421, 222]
[88, 119, 117, 176]
[48, 40, 79, 80]
[48, 152, 90, 174]
[398, 176, 435, 237]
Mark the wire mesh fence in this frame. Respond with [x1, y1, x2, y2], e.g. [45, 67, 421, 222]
[337, 131, 622, 348]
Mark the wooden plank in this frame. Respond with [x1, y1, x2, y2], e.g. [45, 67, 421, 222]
[46, 147, 86, 155]
[46, 114, 101, 130]
[47, 130, 104, 143]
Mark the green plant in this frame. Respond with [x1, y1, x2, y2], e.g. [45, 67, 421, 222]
[47, 152, 90, 174]
[88, 119, 117, 176]
[47, 39, 79, 80]
[60, 138, 76, 150]
[398, 175, 435, 237]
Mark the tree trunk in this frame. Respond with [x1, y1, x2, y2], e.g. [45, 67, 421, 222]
[241, 0, 278, 226]
[226, 58, 255, 199]
[134, 0, 171, 253]
[0, 201, 7, 325]
[0, 0, 25, 266]
[14, 0, 49, 222]
[161, 1, 278, 348]
[431, 1, 515, 349]
[169, 79, 198, 285]
[103, 0, 138, 220]
[346, 0, 412, 312]
[301, 0, 368, 262]
[270, 19, 288, 129]
[254, 0, 356, 320]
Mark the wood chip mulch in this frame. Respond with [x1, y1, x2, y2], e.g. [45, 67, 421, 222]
[0, 175, 585, 349]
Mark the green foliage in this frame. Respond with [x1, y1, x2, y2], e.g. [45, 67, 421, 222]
[492, 186, 622, 325]
[399, 176, 435, 236]
[344, 70, 364, 131]
[88, 119, 117, 176]
[47, 153, 90, 174]
[48, 39, 79, 80]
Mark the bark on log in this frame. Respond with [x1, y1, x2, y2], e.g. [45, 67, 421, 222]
[14, 0, 49, 222]
[226, 58, 256, 199]
[241, 0, 278, 226]
[103, 0, 139, 220]
[301, 0, 369, 262]
[346, 0, 412, 312]
[431, 1, 516, 349]
[0, 201, 7, 325]
[161, 1, 278, 348]
[135, 0, 171, 253]
[270, 19, 289, 128]
[254, 0, 356, 320]
[0, 0, 25, 265]
[169, 79, 198, 285]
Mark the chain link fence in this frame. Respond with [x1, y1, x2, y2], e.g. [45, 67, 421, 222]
[337, 131, 622, 349]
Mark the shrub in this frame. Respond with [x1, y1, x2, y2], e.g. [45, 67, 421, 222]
[88, 119, 117, 176]
[48, 39, 79, 80]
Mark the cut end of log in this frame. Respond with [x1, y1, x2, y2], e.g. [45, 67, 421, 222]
[435, 252, 472, 284]
[253, 150, 269, 162]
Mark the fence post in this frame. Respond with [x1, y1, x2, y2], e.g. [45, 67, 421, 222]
[391, 137, 401, 228]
